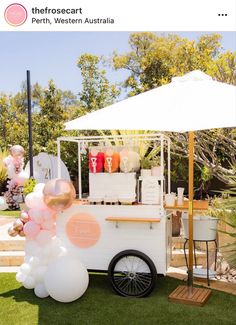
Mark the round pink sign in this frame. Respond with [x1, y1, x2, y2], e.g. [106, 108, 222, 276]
[4, 3, 27, 26]
[66, 213, 101, 248]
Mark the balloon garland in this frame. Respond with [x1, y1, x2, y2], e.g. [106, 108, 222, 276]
[3, 145, 29, 210]
[10, 179, 89, 302]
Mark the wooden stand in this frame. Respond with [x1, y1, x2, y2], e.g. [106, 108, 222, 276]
[168, 285, 211, 306]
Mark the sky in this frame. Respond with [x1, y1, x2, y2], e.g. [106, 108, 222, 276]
[0, 31, 235, 97]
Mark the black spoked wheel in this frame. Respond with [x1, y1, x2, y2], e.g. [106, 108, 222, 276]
[108, 250, 157, 297]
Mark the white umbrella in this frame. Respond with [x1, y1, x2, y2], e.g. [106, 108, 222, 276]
[65, 70, 236, 132]
[65, 70, 236, 303]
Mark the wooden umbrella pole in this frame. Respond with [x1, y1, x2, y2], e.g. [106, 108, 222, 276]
[188, 131, 194, 293]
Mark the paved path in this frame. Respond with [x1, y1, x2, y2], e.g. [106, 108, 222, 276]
[0, 217, 16, 226]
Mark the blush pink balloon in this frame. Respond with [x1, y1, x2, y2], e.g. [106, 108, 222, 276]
[36, 230, 53, 245]
[28, 209, 44, 225]
[42, 209, 56, 222]
[23, 221, 41, 239]
[41, 220, 55, 230]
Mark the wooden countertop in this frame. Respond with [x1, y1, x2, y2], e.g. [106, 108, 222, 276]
[72, 199, 209, 211]
[165, 200, 208, 211]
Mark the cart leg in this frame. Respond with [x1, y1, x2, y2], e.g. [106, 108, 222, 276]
[206, 241, 210, 286]
[193, 240, 197, 268]
[184, 239, 188, 269]
[214, 239, 218, 272]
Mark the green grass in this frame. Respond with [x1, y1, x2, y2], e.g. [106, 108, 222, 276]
[0, 210, 20, 217]
[0, 274, 236, 325]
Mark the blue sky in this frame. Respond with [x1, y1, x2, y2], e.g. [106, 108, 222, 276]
[0, 31, 235, 96]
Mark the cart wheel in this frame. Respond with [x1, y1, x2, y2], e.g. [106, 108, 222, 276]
[108, 250, 157, 297]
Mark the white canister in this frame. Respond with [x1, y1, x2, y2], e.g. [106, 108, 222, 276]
[165, 193, 176, 207]
[182, 215, 218, 241]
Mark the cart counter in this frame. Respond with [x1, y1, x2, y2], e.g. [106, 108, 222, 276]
[57, 204, 171, 274]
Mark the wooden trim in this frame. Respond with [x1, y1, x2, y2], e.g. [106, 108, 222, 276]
[105, 217, 161, 223]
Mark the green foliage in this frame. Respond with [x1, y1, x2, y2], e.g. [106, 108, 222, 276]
[0, 148, 8, 184]
[209, 173, 236, 267]
[23, 178, 37, 196]
[77, 54, 120, 112]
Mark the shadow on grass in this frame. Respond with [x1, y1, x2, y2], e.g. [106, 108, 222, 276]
[1, 274, 236, 325]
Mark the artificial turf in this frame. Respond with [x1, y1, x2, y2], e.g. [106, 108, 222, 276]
[0, 210, 19, 217]
[0, 273, 236, 325]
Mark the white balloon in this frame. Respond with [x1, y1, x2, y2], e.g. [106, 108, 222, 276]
[20, 263, 32, 275]
[16, 271, 27, 283]
[34, 283, 49, 298]
[23, 275, 35, 289]
[44, 256, 89, 303]
[29, 256, 40, 267]
[24, 255, 31, 263]
[25, 240, 41, 256]
[0, 196, 8, 211]
[34, 183, 45, 193]
[34, 266, 48, 283]
[36, 230, 53, 246]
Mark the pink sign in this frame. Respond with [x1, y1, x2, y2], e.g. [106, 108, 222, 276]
[4, 3, 27, 26]
[66, 213, 100, 248]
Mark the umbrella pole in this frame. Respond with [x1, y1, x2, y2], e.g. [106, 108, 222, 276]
[187, 131, 194, 292]
[168, 131, 212, 305]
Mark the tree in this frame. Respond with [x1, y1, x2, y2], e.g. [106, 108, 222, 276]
[77, 54, 120, 112]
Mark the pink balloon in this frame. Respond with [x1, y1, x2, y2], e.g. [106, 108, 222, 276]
[42, 209, 56, 222]
[36, 230, 53, 245]
[25, 192, 48, 210]
[23, 221, 41, 239]
[14, 170, 29, 186]
[41, 220, 55, 230]
[28, 209, 44, 225]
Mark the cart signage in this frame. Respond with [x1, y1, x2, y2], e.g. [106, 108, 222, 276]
[66, 213, 101, 248]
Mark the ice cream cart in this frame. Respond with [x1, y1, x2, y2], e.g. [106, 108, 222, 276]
[56, 133, 172, 297]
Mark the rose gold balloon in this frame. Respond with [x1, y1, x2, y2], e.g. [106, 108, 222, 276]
[19, 230, 25, 237]
[8, 226, 18, 237]
[43, 179, 76, 212]
[20, 211, 30, 224]
[10, 145, 25, 158]
[13, 219, 24, 231]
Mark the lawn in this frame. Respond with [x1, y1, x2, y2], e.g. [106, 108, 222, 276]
[0, 210, 19, 217]
[0, 274, 236, 325]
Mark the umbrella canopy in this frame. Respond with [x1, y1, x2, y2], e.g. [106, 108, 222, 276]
[65, 70, 236, 132]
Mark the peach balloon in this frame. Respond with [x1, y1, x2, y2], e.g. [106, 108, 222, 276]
[43, 179, 76, 211]
[10, 145, 25, 158]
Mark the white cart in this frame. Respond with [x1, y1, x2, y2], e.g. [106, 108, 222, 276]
[57, 134, 172, 297]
